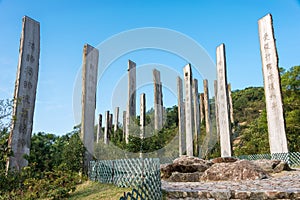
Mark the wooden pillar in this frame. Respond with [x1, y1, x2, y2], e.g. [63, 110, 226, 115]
[104, 111, 110, 144]
[80, 44, 99, 173]
[153, 69, 163, 131]
[192, 79, 200, 156]
[227, 83, 234, 124]
[258, 14, 288, 153]
[114, 107, 119, 132]
[140, 93, 146, 139]
[122, 111, 126, 140]
[216, 44, 232, 157]
[183, 64, 194, 156]
[7, 16, 40, 172]
[177, 77, 185, 156]
[203, 79, 212, 136]
[96, 114, 102, 143]
[199, 93, 205, 123]
[126, 60, 136, 143]
[214, 80, 220, 140]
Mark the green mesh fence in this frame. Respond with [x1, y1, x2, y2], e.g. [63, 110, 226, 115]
[89, 158, 161, 200]
[237, 152, 300, 167]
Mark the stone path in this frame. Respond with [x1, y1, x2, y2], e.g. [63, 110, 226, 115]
[162, 169, 300, 199]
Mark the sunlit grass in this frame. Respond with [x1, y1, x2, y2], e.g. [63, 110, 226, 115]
[68, 181, 131, 200]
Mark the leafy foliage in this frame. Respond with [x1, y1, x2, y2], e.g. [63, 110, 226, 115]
[281, 66, 300, 152]
[0, 164, 82, 199]
[231, 87, 265, 123]
[113, 105, 178, 153]
[233, 66, 300, 155]
[0, 123, 85, 199]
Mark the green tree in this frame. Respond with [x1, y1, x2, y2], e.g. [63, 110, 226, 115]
[234, 111, 269, 156]
[27, 132, 58, 173]
[233, 66, 300, 155]
[61, 128, 85, 172]
[281, 66, 300, 152]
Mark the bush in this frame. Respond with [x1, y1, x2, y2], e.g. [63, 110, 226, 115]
[0, 164, 83, 200]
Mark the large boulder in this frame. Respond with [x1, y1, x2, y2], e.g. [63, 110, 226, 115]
[201, 160, 269, 181]
[161, 156, 212, 180]
[173, 155, 213, 166]
[168, 171, 203, 182]
[251, 159, 292, 173]
[211, 157, 238, 164]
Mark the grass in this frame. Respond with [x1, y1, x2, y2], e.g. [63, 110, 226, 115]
[68, 181, 132, 200]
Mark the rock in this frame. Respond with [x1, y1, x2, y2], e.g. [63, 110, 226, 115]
[251, 159, 292, 173]
[161, 164, 174, 179]
[201, 160, 269, 181]
[168, 171, 203, 182]
[173, 155, 213, 166]
[161, 156, 211, 180]
[211, 157, 238, 164]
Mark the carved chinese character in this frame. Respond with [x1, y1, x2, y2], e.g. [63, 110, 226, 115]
[271, 101, 277, 109]
[18, 123, 27, 134]
[27, 81, 32, 89]
[28, 41, 35, 52]
[23, 81, 32, 89]
[264, 43, 270, 50]
[266, 63, 272, 70]
[269, 93, 276, 100]
[24, 81, 28, 88]
[21, 108, 29, 119]
[22, 95, 30, 105]
[267, 74, 274, 82]
[219, 76, 224, 82]
[265, 53, 271, 62]
[263, 33, 270, 41]
[30, 55, 35, 63]
[26, 54, 35, 63]
[26, 66, 33, 76]
[269, 82, 275, 90]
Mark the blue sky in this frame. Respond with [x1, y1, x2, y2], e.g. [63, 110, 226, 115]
[0, 0, 299, 135]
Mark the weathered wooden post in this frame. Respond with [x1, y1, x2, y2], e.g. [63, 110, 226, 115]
[258, 13, 288, 154]
[96, 114, 102, 143]
[216, 44, 232, 157]
[199, 93, 205, 123]
[140, 93, 146, 139]
[227, 83, 234, 124]
[109, 113, 113, 134]
[7, 16, 40, 172]
[122, 111, 126, 140]
[125, 60, 136, 143]
[153, 69, 163, 131]
[81, 44, 99, 173]
[177, 77, 185, 156]
[114, 107, 119, 132]
[192, 79, 200, 156]
[203, 79, 212, 136]
[183, 64, 194, 156]
[104, 111, 110, 144]
[214, 80, 220, 140]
